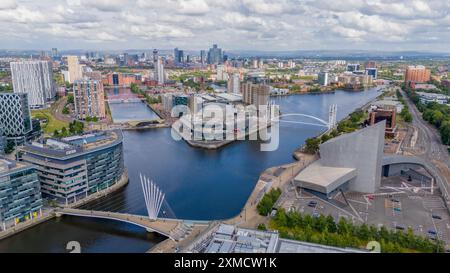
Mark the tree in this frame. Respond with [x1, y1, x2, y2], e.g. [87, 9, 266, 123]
[439, 120, 450, 145]
[62, 106, 69, 115]
[304, 137, 321, 154]
[67, 93, 74, 104]
[321, 134, 331, 143]
[257, 224, 267, 231]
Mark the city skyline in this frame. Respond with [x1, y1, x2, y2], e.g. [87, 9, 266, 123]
[1, 0, 450, 52]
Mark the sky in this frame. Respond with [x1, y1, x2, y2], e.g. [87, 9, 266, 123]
[1, 0, 450, 52]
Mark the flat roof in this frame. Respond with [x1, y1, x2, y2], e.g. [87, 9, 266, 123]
[215, 93, 242, 102]
[294, 161, 356, 194]
[277, 238, 367, 253]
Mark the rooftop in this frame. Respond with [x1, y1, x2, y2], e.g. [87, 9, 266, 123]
[0, 157, 32, 175]
[294, 161, 356, 194]
[20, 130, 122, 159]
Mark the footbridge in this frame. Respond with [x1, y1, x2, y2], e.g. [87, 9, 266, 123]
[55, 174, 211, 241]
[56, 208, 210, 241]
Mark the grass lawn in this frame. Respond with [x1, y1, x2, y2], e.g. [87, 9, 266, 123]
[32, 108, 69, 135]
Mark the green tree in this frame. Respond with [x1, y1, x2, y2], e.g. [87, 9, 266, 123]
[439, 120, 450, 145]
[304, 137, 321, 154]
[67, 93, 74, 104]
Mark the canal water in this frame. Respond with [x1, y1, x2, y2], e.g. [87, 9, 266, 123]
[0, 89, 381, 253]
[109, 102, 159, 123]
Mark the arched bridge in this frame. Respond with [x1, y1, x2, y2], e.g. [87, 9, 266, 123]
[56, 208, 210, 241]
[276, 104, 338, 129]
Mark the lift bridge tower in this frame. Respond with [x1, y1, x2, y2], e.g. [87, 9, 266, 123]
[328, 104, 337, 130]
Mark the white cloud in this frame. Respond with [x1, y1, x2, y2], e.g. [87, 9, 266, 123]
[0, 0, 17, 10]
[0, 0, 449, 51]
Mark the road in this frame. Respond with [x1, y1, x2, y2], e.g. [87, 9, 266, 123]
[52, 96, 73, 123]
[398, 87, 450, 201]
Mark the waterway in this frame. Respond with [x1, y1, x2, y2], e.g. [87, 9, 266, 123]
[109, 102, 159, 123]
[0, 88, 382, 253]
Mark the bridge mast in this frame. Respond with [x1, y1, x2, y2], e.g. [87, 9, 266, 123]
[328, 104, 337, 130]
[140, 174, 165, 220]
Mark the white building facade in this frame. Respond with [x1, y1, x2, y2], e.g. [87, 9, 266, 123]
[10, 60, 55, 108]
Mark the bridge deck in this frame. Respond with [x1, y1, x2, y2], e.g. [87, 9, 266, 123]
[58, 208, 182, 239]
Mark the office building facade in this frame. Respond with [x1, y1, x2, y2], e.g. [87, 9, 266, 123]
[318, 72, 329, 86]
[405, 65, 431, 83]
[10, 60, 55, 108]
[241, 82, 270, 108]
[227, 73, 240, 94]
[0, 158, 43, 230]
[67, 56, 83, 84]
[0, 93, 32, 142]
[154, 57, 165, 84]
[18, 130, 125, 204]
[207, 44, 223, 64]
[73, 79, 106, 120]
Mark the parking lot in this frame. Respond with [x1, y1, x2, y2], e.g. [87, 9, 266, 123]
[278, 175, 450, 249]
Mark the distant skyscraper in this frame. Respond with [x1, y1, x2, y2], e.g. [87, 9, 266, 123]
[51, 48, 58, 58]
[174, 48, 184, 65]
[252, 59, 258, 69]
[10, 60, 55, 108]
[73, 79, 106, 120]
[67, 56, 83, 84]
[207, 44, 223, 65]
[227, 73, 240, 94]
[154, 57, 165, 85]
[200, 50, 206, 65]
[153, 49, 158, 63]
[318, 72, 329, 86]
[0, 93, 32, 141]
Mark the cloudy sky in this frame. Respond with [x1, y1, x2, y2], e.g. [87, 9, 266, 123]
[1, 0, 450, 52]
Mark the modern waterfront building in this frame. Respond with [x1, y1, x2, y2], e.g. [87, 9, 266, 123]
[294, 121, 386, 196]
[346, 63, 360, 72]
[207, 44, 223, 65]
[105, 72, 140, 86]
[405, 65, 431, 83]
[318, 72, 329, 86]
[241, 82, 270, 108]
[0, 126, 5, 155]
[0, 157, 43, 230]
[227, 73, 240, 94]
[0, 93, 32, 143]
[67, 56, 83, 84]
[17, 130, 125, 204]
[10, 60, 55, 108]
[73, 79, 106, 120]
[416, 91, 450, 104]
[365, 68, 378, 80]
[154, 57, 165, 85]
